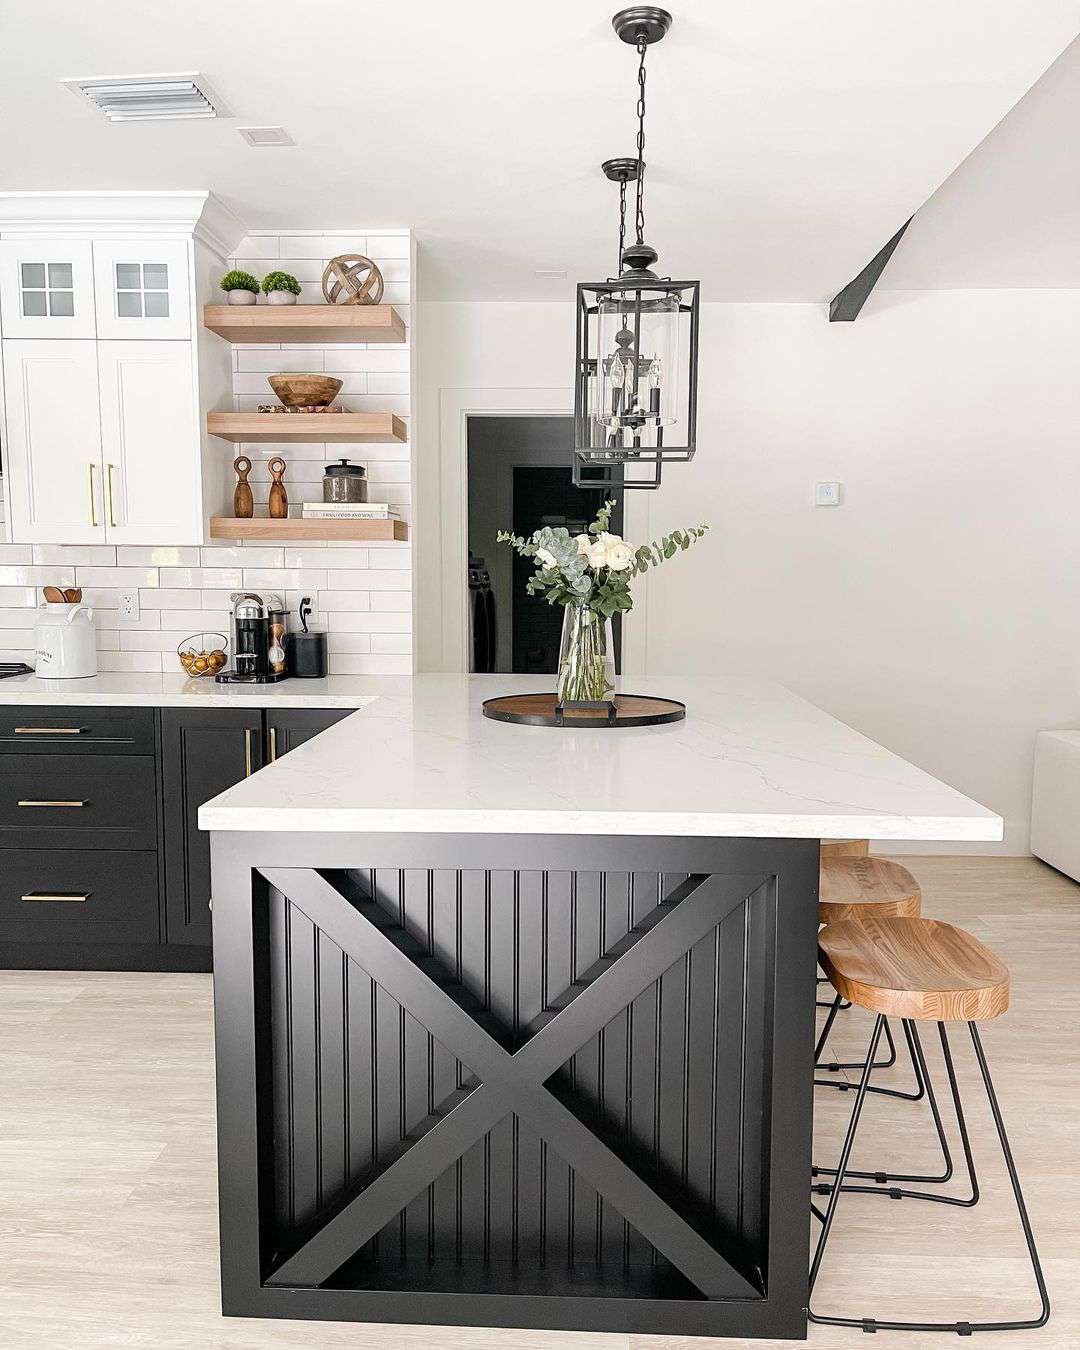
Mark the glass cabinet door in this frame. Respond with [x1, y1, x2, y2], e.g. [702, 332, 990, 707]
[0, 239, 96, 338]
[92, 238, 191, 339]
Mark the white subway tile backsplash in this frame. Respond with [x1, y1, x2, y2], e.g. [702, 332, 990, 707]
[0, 566, 76, 586]
[142, 588, 202, 609]
[30, 544, 116, 566]
[115, 545, 202, 567]
[283, 547, 369, 569]
[329, 653, 412, 675]
[242, 569, 328, 592]
[326, 610, 411, 633]
[0, 226, 413, 669]
[75, 566, 160, 587]
[0, 587, 38, 607]
[326, 569, 410, 591]
[159, 566, 244, 589]
[371, 593, 412, 612]
[200, 546, 285, 568]
[371, 633, 412, 654]
[98, 650, 163, 672]
[318, 591, 371, 613]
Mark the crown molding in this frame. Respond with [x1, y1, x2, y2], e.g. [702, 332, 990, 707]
[0, 191, 247, 256]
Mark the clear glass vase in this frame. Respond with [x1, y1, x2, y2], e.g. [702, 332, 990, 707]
[557, 603, 615, 706]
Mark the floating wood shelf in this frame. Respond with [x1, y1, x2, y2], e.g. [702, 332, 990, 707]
[210, 517, 409, 542]
[207, 411, 407, 444]
[203, 303, 406, 344]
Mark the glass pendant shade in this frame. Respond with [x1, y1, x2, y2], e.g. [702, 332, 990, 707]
[573, 271, 699, 490]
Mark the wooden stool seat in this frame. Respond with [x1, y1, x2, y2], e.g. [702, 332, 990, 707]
[818, 915, 1010, 1022]
[818, 856, 921, 924]
[819, 838, 869, 860]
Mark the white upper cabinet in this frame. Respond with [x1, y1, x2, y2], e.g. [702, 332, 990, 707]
[92, 238, 191, 339]
[2, 340, 106, 542]
[96, 341, 201, 543]
[0, 239, 96, 338]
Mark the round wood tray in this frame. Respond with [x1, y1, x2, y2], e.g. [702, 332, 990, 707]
[482, 692, 686, 728]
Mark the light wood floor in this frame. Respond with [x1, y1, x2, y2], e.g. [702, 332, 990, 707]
[0, 857, 1076, 1350]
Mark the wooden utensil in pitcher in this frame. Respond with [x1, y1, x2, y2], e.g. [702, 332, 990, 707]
[268, 456, 289, 519]
[42, 585, 66, 603]
[233, 455, 254, 519]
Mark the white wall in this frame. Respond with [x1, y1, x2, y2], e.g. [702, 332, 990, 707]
[417, 291, 1080, 852]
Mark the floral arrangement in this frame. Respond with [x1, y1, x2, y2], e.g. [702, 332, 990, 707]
[261, 270, 302, 296]
[498, 499, 707, 702]
[219, 269, 260, 294]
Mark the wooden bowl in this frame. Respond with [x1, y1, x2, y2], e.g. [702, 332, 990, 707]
[267, 374, 343, 408]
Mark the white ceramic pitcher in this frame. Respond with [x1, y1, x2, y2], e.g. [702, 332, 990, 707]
[34, 602, 97, 678]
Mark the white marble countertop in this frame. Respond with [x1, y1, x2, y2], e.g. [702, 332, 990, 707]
[199, 674, 1003, 841]
[0, 670, 410, 709]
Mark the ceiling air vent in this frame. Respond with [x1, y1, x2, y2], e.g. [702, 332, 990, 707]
[61, 73, 229, 122]
[238, 126, 295, 147]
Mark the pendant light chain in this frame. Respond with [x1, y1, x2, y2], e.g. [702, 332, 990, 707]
[634, 32, 648, 245]
[617, 176, 628, 274]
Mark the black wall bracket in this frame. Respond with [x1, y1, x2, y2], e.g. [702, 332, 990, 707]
[829, 217, 912, 322]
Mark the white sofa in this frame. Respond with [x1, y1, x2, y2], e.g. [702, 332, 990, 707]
[1030, 730, 1080, 882]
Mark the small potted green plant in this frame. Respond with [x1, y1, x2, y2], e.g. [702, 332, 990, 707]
[220, 269, 260, 306]
[262, 271, 303, 306]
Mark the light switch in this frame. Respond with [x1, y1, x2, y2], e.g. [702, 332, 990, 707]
[815, 481, 843, 507]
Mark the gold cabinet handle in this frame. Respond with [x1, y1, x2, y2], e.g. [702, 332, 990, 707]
[88, 463, 98, 527]
[14, 726, 84, 735]
[18, 800, 87, 808]
[105, 462, 117, 528]
[21, 891, 90, 903]
[244, 728, 253, 777]
[269, 726, 278, 763]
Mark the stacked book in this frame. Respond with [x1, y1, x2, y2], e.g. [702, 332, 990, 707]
[302, 501, 401, 521]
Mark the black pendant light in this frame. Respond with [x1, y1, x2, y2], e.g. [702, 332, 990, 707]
[572, 7, 700, 492]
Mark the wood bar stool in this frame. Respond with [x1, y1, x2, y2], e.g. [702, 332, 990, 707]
[809, 916, 1050, 1336]
[816, 857, 924, 1094]
[820, 838, 870, 860]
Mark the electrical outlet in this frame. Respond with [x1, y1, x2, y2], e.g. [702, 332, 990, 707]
[118, 589, 140, 621]
[815, 481, 843, 507]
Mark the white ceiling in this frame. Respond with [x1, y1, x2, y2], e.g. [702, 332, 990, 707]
[1, 0, 1076, 300]
[882, 35, 1080, 290]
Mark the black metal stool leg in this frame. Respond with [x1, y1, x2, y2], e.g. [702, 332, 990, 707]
[813, 1019, 956, 1191]
[809, 1018, 1051, 1334]
[815, 996, 916, 1096]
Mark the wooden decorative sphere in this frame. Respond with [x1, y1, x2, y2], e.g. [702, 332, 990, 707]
[322, 254, 384, 306]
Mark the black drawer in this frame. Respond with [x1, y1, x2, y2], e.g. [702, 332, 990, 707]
[0, 706, 155, 755]
[0, 849, 159, 945]
[0, 754, 157, 849]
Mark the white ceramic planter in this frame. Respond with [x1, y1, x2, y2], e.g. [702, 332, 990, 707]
[267, 291, 299, 305]
[227, 289, 258, 306]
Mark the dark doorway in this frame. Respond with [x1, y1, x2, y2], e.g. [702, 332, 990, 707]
[467, 416, 622, 675]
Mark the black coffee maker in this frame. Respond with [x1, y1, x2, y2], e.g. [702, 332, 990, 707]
[215, 592, 288, 684]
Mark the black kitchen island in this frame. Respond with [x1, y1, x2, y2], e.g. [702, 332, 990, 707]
[201, 675, 1001, 1339]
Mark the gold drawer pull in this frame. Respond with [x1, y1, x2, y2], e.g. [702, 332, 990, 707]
[18, 800, 88, 808]
[14, 726, 84, 735]
[21, 891, 91, 903]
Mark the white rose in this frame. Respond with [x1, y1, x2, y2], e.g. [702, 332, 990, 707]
[605, 541, 634, 571]
[535, 547, 557, 569]
[574, 533, 591, 556]
[598, 531, 623, 547]
[584, 539, 609, 569]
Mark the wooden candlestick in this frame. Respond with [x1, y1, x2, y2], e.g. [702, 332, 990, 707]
[268, 456, 289, 519]
[232, 455, 253, 519]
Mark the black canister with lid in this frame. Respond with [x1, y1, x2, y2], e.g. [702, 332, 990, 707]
[286, 596, 328, 678]
[322, 458, 367, 504]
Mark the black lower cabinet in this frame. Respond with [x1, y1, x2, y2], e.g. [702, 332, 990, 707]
[1, 703, 353, 973]
[161, 708, 265, 951]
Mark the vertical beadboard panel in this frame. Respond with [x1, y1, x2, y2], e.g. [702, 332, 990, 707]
[269, 865, 767, 1281]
